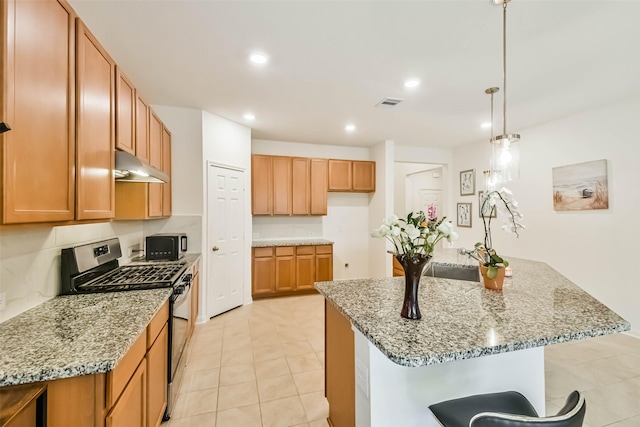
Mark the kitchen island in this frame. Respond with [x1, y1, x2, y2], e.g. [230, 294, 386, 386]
[315, 252, 630, 427]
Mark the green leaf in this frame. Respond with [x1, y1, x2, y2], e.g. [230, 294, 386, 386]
[487, 265, 498, 279]
[503, 260, 509, 267]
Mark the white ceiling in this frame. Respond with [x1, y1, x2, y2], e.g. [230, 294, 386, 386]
[68, 0, 640, 149]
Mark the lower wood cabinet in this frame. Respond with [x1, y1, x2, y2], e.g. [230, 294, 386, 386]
[146, 324, 168, 427]
[106, 361, 146, 427]
[252, 244, 333, 298]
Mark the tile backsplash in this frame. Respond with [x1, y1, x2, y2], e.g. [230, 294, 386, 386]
[252, 216, 323, 239]
[0, 215, 202, 323]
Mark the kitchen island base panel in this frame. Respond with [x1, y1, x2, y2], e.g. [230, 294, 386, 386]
[353, 328, 545, 427]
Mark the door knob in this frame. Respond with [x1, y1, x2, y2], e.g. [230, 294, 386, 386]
[212, 246, 219, 252]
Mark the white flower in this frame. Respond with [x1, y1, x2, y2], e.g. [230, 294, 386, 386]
[390, 225, 401, 237]
[437, 221, 453, 236]
[383, 215, 399, 227]
[447, 231, 459, 242]
[405, 224, 420, 240]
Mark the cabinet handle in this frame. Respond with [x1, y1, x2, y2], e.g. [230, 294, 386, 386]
[212, 246, 219, 252]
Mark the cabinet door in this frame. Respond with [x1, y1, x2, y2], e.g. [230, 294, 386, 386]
[146, 324, 168, 427]
[135, 93, 150, 164]
[251, 155, 272, 215]
[275, 247, 296, 292]
[352, 161, 375, 192]
[148, 184, 162, 218]
[272, 156, 292, 215]
[149, 111, 162, 170]
[115, 67, 135, 155]
[310, 158, 328, 215]
[328, 159, 352, 191]
[291, 158, 310, 215]
[252, 249, 275, 296]
[296, 246, 315, 290]
[75, 19, 115, 220]
[315, 246, 333, 282]
[106, 360, 146, 427]
[161, 126, 171, 217]
[2, 0, 75, 223]
[190, 271, 200, 335]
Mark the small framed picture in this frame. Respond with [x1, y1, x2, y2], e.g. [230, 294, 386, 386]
[478, 191, 497, 218]
[457, 203, 472, 227]
[459, 169, 475, 196]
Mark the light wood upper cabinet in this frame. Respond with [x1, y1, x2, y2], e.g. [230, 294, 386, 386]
[1, 0, 76, 224]
[149, 111, 162, 170]
[161, 126, 172, 217]
[292, 158, 310, 215]
[135, 94, 150, 164]
[75, 19, 115, 220]
[328, 159, 375, 193]
[352, 161, 376, 192]
[251, 155, 273, 215]
[310, 158, 328, 215]
[115, 67, 135, 155]
[328, 159, 352, 191]
[272, 156, 292, 215]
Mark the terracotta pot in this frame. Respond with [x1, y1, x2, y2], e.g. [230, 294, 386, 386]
[479, 264, 506, 290]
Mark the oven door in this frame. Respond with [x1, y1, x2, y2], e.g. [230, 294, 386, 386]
[166, 276, 191, 419]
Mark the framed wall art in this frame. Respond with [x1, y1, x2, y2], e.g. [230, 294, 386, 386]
[552, 159, 608, 211]
[457, 202, 472, 227]
[459, 169, 475, 196]
[478, 190, 497, 218]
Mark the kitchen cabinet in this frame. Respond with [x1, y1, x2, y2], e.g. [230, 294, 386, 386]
[275, 247, 296, 292]
[251, 155, 273, 215]
[252, 244, 333, 298]
[1, 0, 76, 224]
[272, 156, 292, 215]
[252, 247, 276, 295]
[75, 19, 115, 220]
[161, 126, 172, 217]
[115, 67, 136, 155]
[292, 158, 310, 215]
[328, 159, 375, 192]
[146, 325, 168, 427]
[190, 267, 200, 335]
[135, 94, 150, 164]
[310, 158, 328, 215]
[106, 361, 146, 427]
[0, 383, 47, 427]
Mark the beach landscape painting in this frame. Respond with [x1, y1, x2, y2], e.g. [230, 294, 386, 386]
[552, 159, 609, 211]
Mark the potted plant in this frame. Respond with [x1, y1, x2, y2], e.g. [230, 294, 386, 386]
[371, 206, 458, 319]
[470, 187, 525, 290]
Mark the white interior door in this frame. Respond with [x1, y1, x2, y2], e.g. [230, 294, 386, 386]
[416, 189, 442, 217]
[207, 164, 245, 318]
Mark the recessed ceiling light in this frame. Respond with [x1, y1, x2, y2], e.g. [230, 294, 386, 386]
[404, 79, 420, 88]
[243, 113, 255, 121]
[249, 52, 268, 65]
[345, 124, 356, 133]
[481, 122, 492, 129]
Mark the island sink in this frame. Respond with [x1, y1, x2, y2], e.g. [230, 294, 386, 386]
[423, 262, 480, 282]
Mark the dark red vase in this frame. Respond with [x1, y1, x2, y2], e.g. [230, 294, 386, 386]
[396, 254, 431, 320]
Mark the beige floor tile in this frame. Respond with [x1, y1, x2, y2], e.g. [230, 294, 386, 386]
[220, 348, 254, 367]
[309, 419, 330, 427]
[308, 337, 325, 353]
[217, 381, 259, 411]
[168, 411, 217, 427]
[287, 353, 323, 373]
[604, 415, 640, 427]
[289, 424, 310, 427]
[173, 388, 218, 418]
[219, 363, 256, 386]
[182, 367, 220, 392]
[255, 357, 291, 381]
[251, 333, 282, 348]
[300, 391, 330, 422]
[257, 373, 299, 402]
[283, 340, 315, 357]
[293, 370, 325, 394]
[216, 403, 262, 427]
[222, 335, 252, 352]
[260, 396, 308, 427]
[252, 342, 286, 362]
[188, 350, 222, 371]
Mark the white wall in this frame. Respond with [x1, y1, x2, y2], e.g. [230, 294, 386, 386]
[369, 140, 395, 279]
[452, 97, 640, 335]
[252, 139, 372, 279]
[394, 163, 439, 214]
[0, 221, 144, 322]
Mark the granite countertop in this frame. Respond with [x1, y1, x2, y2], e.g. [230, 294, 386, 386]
[252, 238, 334, 247]
[315, 251, 630, 368]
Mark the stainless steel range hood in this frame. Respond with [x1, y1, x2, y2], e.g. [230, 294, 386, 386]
[114, 150, 168, 183]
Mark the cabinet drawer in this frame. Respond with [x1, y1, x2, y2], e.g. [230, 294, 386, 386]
[254, 247, 274, 258]
[296, 246, 315, 255]
[316, 245, 333, 254]
[107, 331, 146, 408]
[147, 300, 169, 349]
[275, 246, 294, 256]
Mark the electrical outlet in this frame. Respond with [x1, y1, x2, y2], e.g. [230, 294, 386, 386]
[355, 358, 369, 397]
[252, 232, 260, 238]
[0, 292, 6, 311]
[308, 231, 315, 237]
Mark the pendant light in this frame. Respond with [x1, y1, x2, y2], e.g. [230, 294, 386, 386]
[490, 0, 520, 183]
[484, 87, 500, 192]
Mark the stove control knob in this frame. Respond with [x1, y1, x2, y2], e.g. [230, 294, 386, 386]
[174, 284, 185, 295]
[212, 246, 219, 252]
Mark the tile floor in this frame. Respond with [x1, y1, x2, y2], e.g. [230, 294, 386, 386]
[167, 294, 640, 427]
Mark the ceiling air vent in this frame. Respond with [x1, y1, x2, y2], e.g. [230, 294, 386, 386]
[376, 97, 403, 108]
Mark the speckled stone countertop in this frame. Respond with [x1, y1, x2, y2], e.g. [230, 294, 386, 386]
[0, 289, 171, 387]
[315, 251, 630, 368]
[252, 238, 334, 247]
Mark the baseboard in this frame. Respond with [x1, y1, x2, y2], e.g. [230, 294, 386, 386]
[623, 329, 640, 339]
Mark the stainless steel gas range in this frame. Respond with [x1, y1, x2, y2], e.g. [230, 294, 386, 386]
[60, 237, 193, 421]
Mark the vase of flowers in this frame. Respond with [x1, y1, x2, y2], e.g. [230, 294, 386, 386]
[471, 187, 525, 290]
[372, 207, 458, 319]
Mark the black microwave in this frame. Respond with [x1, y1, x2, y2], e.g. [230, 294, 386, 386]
[146, 233, 187, 261]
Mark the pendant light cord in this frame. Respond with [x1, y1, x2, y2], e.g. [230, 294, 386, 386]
[502, 1, 508, 136]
